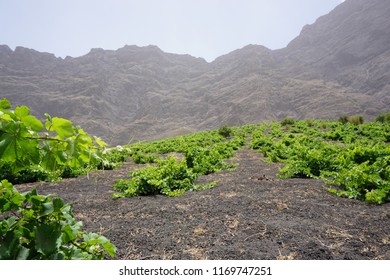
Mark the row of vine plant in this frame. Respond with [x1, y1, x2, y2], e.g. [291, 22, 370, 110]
[112, 125, 252, 198]
[251, 117, 390, 204]
[2, 96, 390, 259]
[0, 98, 250, 259]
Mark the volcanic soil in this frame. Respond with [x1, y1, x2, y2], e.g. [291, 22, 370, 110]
[17, 147, 390, 260]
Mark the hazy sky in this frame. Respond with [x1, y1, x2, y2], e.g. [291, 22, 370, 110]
[1, 0, 345, 62]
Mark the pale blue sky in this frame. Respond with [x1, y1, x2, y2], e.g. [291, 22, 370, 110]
[0, 0, 344, 61]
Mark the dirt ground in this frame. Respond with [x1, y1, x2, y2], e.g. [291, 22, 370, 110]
[16, 148, 390, 260]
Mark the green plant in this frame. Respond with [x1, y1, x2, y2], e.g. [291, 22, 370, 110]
[0, 98, 109, 183]
[251, 119, 390, 204]
[113, 156, 198, 198]
[338, 115, 349, 124]
[0, 163, 50, 184]
[326, 161, 390, 203]
[280, 118, 295, 126]
[98, 146, 132, 170]
[0, 180, 116, 259]
[348, 115, 364, 125]
[131, 151, 157, 164]
[376, 112, 390, 123]
[113, 131, 247, 199]
[0, 99, 117, 259]
[186, 147, 225, 175]
[218, 125, 233, 138]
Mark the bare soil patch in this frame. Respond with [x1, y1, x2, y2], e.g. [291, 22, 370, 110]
[16, 148, 390, 260]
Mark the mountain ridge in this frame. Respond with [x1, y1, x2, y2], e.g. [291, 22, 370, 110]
[1, 0, 389, 144]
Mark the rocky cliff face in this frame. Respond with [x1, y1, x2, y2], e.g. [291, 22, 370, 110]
[1, 0, 389, 144]
[279, 0, 390, 95]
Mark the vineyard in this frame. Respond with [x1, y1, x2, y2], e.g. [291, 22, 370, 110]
[1, 98, 390, 260]
[251, 119, 390, 204]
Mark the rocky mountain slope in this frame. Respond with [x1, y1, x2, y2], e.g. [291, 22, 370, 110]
[277, 0, 390, 109]
[1, 0, 389, 144]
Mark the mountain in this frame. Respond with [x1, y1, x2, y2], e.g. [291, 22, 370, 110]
[278, 0, 390, 110]
[1, 0, 389, 145]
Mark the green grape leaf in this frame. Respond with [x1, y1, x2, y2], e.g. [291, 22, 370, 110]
[77, 133, 92, 146]
[94, 136, 108, 148]
[47, 117, 74, 139]
[16, 246, 30, 260]
[1, 216, 18, 230]
[40, 143, 59, 171]
[100, 237, 117, 257]
[61, 224, 76, 243]
[14, 106, 30, 119]
[40, 201, 54, 216]
[0, 122, 39, 165]
[22, 116, 44, 132]
[0, 112, 12, 121]
[0, 98, 11, 109]
[52, 198, 65, 213]
[56, 150, 68, 164]
[35, 223, 62, 256]
[0, 231, 21, 259]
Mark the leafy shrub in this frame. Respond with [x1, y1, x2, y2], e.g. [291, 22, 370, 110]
[218, 125, 233, 138]
[131, 151, 157, 164]
[113, 156, 198, 198]
[306, 120, 315, 127]
[278, 145, 339, 178]
[185, 143, 237, 175]
[0, 180, 116, 259]
[0, 163, 50, 184]
[326, 161, 390, 203]
[280, 118, 295, 126]
[376, 112, 390, 123]
[348, 115, 364, 125]
[98, 146, 132, 170]
[338, 115, 349, 124]
[113, 132, 246, 198]
[251, 120, 390, 204]
[338, 115, 364, 125]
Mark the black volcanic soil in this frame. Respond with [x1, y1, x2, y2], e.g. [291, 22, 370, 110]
[16, 148, 390, 260]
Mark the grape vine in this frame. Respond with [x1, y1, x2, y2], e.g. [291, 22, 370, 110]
[113, 125, 250, 198]
[0, 98, 117, 183]
[0, 99, 117, 259]
[251, 119, 390, 204]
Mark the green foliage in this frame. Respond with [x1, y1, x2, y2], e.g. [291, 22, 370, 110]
[131, 151, 157, 164]
[113, 156, 198, 198]
[97, 146, 131, 170]
[218, 125, 233, 138]
[376, 112, 390, 123]
[0, 99, 117, 259]
[185, 145, 234, 175]
[326, 158, 390, 204]
[338, 115, 349, 124]
[0, 98, 115, 183]
[338, 115, 364, 125]
[280, 118, 295, 126]
[252, 120, 390, 204]
[114, 128, 247, 198]
[278, 140, 339, 178]
[113, 153, 225, 199]
[348, 115, 364, 125]
[0, 163, 50, 184]
[0, 180, 116, 259]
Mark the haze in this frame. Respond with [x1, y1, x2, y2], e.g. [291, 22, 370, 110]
[0, 0, 344, 62]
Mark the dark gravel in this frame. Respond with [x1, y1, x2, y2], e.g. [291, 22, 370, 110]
[16, 148, 390, 260]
